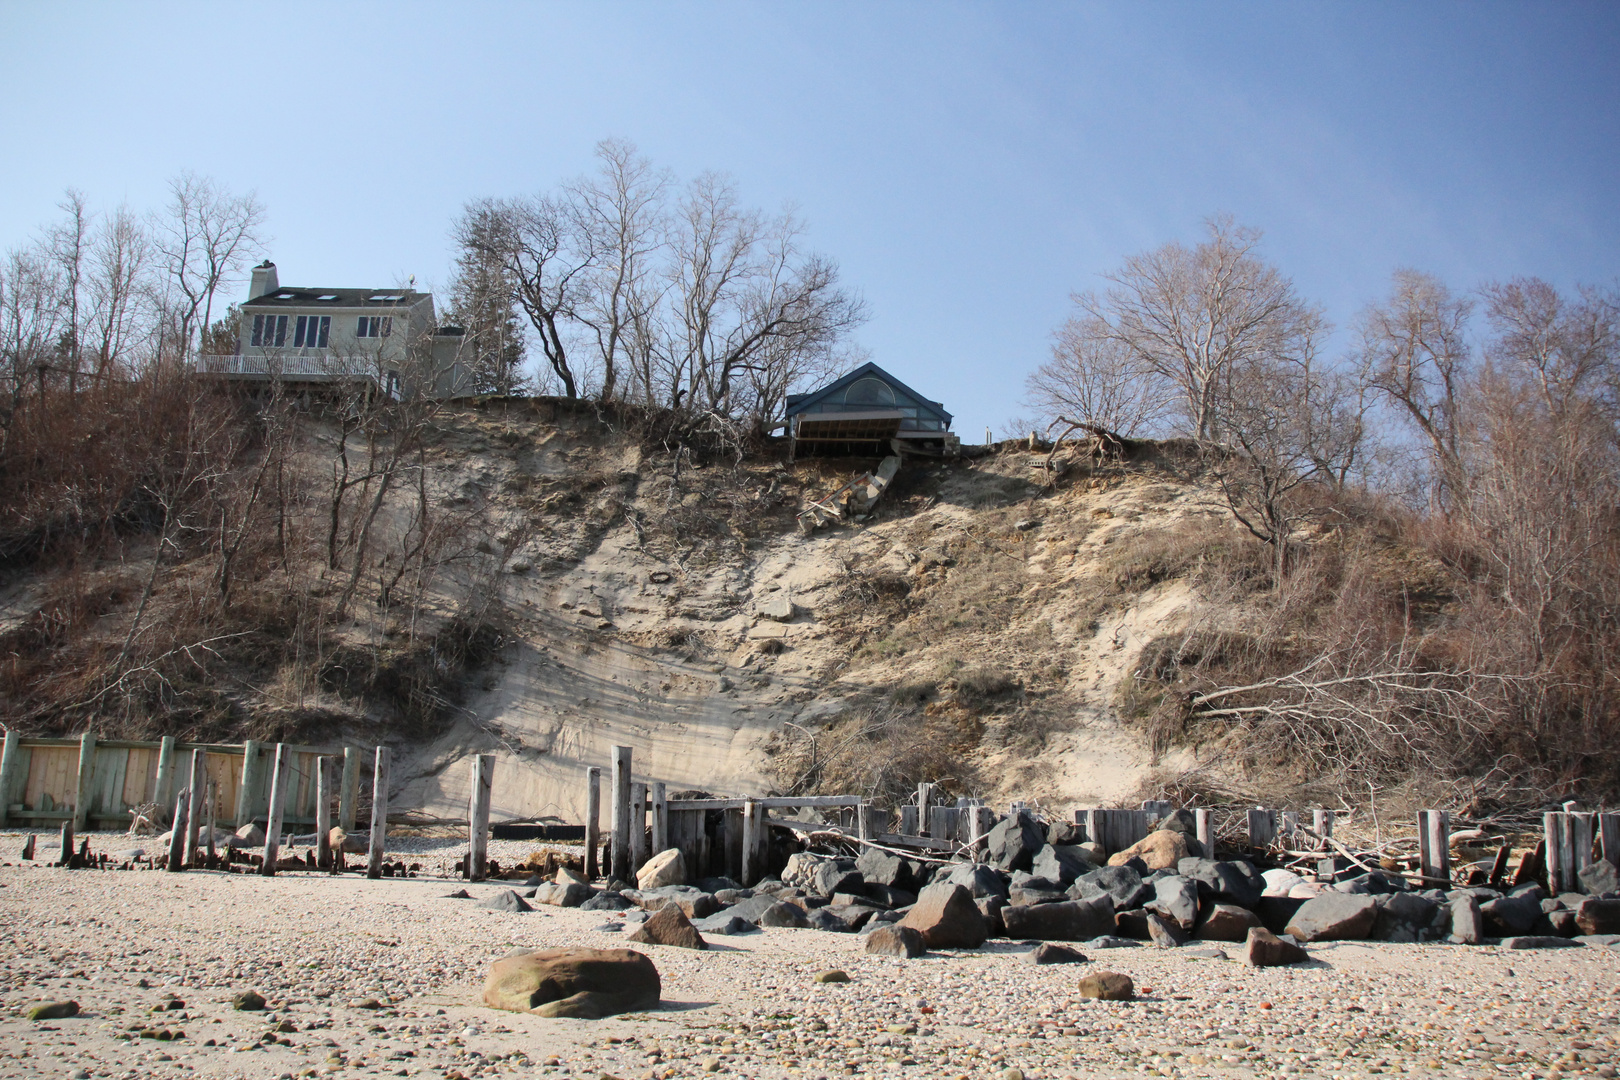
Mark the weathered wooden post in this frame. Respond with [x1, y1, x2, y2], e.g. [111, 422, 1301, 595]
[71, 730, 97, 833]
[1600, 812, 1620, 871]
[467, 754, 494, 882]
[741, 798, 759, 886]
[966, 805, 992, 856]
[1417, 809, 1450, 886]
[929, 804, 958, 843]
[1570, 812, 1596, 882]
[650, 782, 668, 855]
[0, 729, 19, 828]
[857, 802, 876, 842]
[59, 819, 75, 867]
[235, 739, 262, 829]
[183, 749, 206, 868]
[1194, 808, 1215, 857]
[339, 745, 361, 832]
[584, 766, 601, 879]
[367, 746, 390, 880]
[1141, 799, 1172, 827]
[899, 805, 920, 836]
[165, 786, 186, 872]
[916, 783, 935, 835]
[609, 745, 632, 883]
[260, 743, 291, 877]
[205, 780, 217, 866]
[315, 757, 335, 870]
[629, 782, 648, 876]
[152, 735, 176, 820]
[1312, 808, 1335, 880]
[1247, 808, 1276, 853]
[1543, 811, 1571, 893]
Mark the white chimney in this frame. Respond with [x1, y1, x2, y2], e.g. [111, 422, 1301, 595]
[249, 260, 278, 300]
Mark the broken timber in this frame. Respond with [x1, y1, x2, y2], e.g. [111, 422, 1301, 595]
[797, 454, 901, 534]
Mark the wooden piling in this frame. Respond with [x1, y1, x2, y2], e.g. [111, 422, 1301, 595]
[152, 735, 176, 820]
[629, 782, 648, 876]
[1247, 808, 1276, 852]
[928, 805, 958, 843]
[60, 819, 75, 868]
[339, 745, 361, 831]
[1195, 808, 1215, 857]
[584, 766, 601, 879]
[1570, 812, 1596, 882]
[367, 746, 390, 880]
[71, 730, 97, 833]
[0, 729, 19, 828]
[1312, 808, 1335, 880]
[165, 788, 186, 872]
[741, 798, 759, 886]
[205, 780, 217, 866]
[916, 783, 935, 835]
[260, 743, 292, 877]
[1544, 812, 1571, 893]
[235, 739, 262, 828]
[316, 758, 335, 870]
[468, 754, 494, 882]
[650, 782, 668, 855]
[857, 802, 876, 842]
[183, 749, 206, 868]
[1600, 812, 1620, 871]
[965, 805, 992, 856]
[1417, 809, 1450, 885]
[610, 746, 632, 883]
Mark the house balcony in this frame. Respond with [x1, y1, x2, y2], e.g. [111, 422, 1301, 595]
[195, 353, 386, 380]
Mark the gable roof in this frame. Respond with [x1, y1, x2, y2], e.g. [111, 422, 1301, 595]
[243, 287, 430, 309]
[785, 362, 952, 425]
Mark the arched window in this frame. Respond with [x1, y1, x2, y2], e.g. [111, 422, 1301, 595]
[845, 377, 895, 406]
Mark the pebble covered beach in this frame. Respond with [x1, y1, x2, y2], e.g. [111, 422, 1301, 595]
[1, 832, 1618, 1080]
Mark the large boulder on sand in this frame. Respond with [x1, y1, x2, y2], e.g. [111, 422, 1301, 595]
[1032, 844, 1093, 885]
[483, 947, 660, 1018]
[898, 884, 988, 949]
[1107, 829, 1193, 871]
[1576, 898, 1620, 936]
[1243, 927, 1308, 967]
[1001, 896, 1115, 942]
[234, 822, 266, 847]
[637, 848, 687, 890]
[1285, 893, 1378, 942]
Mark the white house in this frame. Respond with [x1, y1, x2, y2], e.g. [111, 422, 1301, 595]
[196, 261, 471, 399]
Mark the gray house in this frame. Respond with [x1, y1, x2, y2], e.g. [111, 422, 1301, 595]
[784, 362, 956, 457]
[196, 261, 471, 399]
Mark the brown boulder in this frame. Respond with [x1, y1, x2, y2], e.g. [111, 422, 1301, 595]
[1106, 829, 1191, 871]
[1196, 903, 1263, 942]
[1576, 898, 1620, 936]
[627, 904, 708, 950]
[1242, 927, 1308, 967]
[864, 925, 926, 957]
[483, 948, 660, 1018]
[898, 883, 988, 949]
[1077, 971, 1135, 1000]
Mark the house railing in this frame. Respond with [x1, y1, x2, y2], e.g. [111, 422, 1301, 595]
[195, 353, 384, 379]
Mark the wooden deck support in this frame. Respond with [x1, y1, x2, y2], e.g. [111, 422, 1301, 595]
[183, 749, 206, 868]
[650, 782, 668, 856]
[1417, 809, 1450, 885]
[1194, 808, 1215, 857]
[0, 730, 19, 828]
[235, 739, 262, 828]
[340, 745, 361, 832]
[316, 757, 334, 870]
[629, 782, 648, 877]
[151, 736, 176, 823]
[71, 731, 97, 833]
[260, 743, 292, 876]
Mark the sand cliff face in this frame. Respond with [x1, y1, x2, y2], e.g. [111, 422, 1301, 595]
[386, 407, 1213, 823]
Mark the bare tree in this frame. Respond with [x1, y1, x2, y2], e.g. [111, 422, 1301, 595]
[86, 205, 152, 379]
[1026, 311, 1173, 436]
[1355, 269, 1474, 502]
[153, 173, 265, 365]
[567, 138, 670, 403]
[1481, 277, 1619, 421]
[1078, 215, 1321, 441]
[46, 190, 90, 393]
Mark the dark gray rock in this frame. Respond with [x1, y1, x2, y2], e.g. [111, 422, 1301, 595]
[712, 888, 752, 905]
[533, 881, 592, 908]
[579, 890, 632, 912]
[1255, 896, 1307, 936]
[986, 811, 1045, 873]
[1548, 909, 1579, 937]
[481, 889, 534, 913]
[1284, 893, 1378, 942]
[1481, 893, 1541, 936]
[1577, 897, 1620, 935]
[1086, 935, 1142, 948]
[1146, 912, 1186, 948]
[703, 916, 758, 936]
[898, 883, 989, 949]
[1145, 875, 1200, 931]
[824, 903, 882, 931]
[944, 862, 1010, 900]
[975, 896, 1006, 938]
[1503, 935, 1583, 950]
[1449, 893, 1484, 944]
[758, 902, 811, 928]
[1373, 891, 1439, 943]
[1113, 908, 1152, 940]
[1176, 858, 1264, 908]
[856, 848, 920, 891]
[1008, 882, 1068, 907]
[1031, 844, 1093, 886]
[806, 907, 856, 933]
[1001, 895, 1116, 942]
[1046, 820, 1082, 846]
[1071, 865, 1151, 911]
[1579, 860, 1620, 897]
[860, 883, 917, 909]
[1027, 942, 1087, 964]
[1243, 927, 1308, 967]
[698, 876, 742, 893]
[811, 861, 863, 899]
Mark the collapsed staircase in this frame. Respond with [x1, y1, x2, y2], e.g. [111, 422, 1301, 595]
[796, 454, 901, 534]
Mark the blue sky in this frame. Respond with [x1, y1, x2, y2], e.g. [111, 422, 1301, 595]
[2, 3, 1617, 438]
